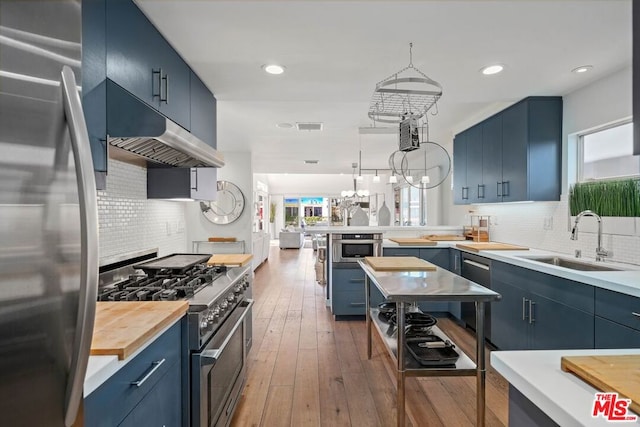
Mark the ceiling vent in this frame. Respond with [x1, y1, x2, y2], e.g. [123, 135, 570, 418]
[296, 122, 323, 131]
[304, 160, 319, 164]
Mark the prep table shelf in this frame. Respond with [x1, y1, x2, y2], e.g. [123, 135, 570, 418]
[369, 308, 476, 375]
[358, 259, 501, 427]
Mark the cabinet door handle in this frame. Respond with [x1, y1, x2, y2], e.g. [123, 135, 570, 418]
[349, 302, 366, 307]
[131, 358, 166, 387]
[632, 312, 640, 318]
[462, 187, 469, 200]
[152, 68, 163, 100]
[529, 300, 536, 324]
[497, 181, 503, 197]
[503, 181, 510, 197]
[349, 278, 365, 283]
[478, 184, 485, 199]
[161, 73, 169, 103]
[191, 168, 198, 191]
[522, 297, 528, 321]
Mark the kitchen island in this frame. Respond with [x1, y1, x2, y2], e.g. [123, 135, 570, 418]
[491, 349, 640, 426]
[358, 258, 501, 427]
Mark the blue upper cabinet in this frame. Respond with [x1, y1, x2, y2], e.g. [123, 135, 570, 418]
[465, 124, 483, 203]
[453, 131, 468, 204]
[481, 114, 503, 203]
[190, 71, 217, 148]
[453, 96, 562, 204]
[105, 0, 190, 130]
[502, 97, 562, 202]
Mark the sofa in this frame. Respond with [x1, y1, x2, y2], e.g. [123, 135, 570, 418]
[279, 231, 305, 249]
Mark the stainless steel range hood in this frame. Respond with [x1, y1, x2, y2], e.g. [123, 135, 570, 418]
[106, 80, 224, 168]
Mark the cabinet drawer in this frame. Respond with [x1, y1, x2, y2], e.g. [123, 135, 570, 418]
[383, 248, 420, 257]
[492, 261, 594, 313]
[332, 267, 366, 292]
[333, 290, 368, 315]
[595, 316, 640, 349]
[595, 288, 640, 332]
[85, 320, 183, 426]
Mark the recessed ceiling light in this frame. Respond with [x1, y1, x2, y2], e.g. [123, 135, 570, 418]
[262, 64, 285, 75]
[572, 65, 593, 74]
[304, 160, 318, 164]
[276, 122, 293, 129]
[481, 64, 504, 75]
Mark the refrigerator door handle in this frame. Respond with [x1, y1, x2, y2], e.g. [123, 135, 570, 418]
[60, 66, 99, 427]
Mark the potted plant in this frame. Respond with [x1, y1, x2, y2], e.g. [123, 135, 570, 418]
[269, 202, 277, 238]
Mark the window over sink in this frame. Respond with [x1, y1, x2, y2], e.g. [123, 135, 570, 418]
[578, 121, 639, 181]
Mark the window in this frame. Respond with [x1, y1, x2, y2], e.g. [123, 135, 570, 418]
[579, 122, 639, 181]
[399, 186, 424, 225]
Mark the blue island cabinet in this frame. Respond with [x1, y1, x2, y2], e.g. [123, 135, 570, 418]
[84, 320, 183, 427]
[490, 262, 594, 351]
[332, 265, 383, 316]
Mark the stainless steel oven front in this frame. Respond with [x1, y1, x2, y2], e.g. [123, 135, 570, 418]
[331, 233, 383, 263]
[191, 298, 254, 427]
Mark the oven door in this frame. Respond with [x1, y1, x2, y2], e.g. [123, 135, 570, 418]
[192, 299, 254, 427]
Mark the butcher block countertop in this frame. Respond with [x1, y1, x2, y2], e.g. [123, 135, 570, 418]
[84, 301, 188, 397]
[91, 301, 188, 360]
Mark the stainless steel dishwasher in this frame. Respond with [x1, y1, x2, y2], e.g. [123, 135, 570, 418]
[460, 252, 492, 341]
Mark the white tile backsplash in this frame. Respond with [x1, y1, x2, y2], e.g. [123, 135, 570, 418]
[97, 160, 187, 262]
[472, 196, 640, 266]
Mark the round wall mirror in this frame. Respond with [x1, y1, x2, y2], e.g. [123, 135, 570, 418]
[200, 180, 245, 225]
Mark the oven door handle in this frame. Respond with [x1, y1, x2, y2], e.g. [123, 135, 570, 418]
[200, 299, 254, 365]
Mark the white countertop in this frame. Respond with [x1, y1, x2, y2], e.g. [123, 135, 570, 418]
[382, 240, 640, 298]
[491, 349, 640, 427]
[305, 225, 462, 234]
[84, 318, 180, 397]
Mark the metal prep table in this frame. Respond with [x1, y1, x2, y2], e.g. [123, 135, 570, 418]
[357, 259, 501, 427]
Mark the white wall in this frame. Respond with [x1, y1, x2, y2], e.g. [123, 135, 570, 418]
[98, 159, 187, 262]
[185, 151, 253, 252]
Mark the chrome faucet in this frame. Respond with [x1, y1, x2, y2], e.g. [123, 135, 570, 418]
[570, 210, 612, 261]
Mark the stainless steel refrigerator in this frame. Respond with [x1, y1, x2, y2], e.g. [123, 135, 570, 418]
[0, 1, 98, 426]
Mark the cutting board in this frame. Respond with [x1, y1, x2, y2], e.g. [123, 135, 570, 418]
[208, 237, 237, 242]
[561, 355, 640, 413]
[421, 234, 467, 241]
[456, 242, 529, 252]
[388, 237, 437, 246]
[365, 256, 437, 271]
[91, 301, 188, 360]
[207, 253, 253, 267]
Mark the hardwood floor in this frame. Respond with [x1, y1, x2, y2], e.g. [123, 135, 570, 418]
[231, 245, 509, 427]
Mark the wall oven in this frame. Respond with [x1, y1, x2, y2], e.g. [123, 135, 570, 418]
[331, 233, 383, 263]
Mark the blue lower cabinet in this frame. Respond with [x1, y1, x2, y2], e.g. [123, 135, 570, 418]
[491, 262, 594, 350]
[332, 266, 383, 316]
[85, 320, 183, 426]
[595, 316, 640, 349]
[117, 359, 181, 427]
[383, 248, 420, 257]
[419, 248, 450, 270]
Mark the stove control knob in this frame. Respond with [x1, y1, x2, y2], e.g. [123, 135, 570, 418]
[211, 306, 221, 318]
[200, 319, 209, 332]
[220, 300, 228, 310]
[206, 312, 216, 324]
[233, 285, 242, 294]
[226, 293, 235, 303]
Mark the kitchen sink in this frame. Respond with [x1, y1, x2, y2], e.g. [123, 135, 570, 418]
[517, 256, 622, 272]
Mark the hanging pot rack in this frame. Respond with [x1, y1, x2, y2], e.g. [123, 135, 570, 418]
[368, 43, 443, 124]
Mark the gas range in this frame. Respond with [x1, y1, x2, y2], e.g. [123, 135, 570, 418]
[97, 252, 253, 350]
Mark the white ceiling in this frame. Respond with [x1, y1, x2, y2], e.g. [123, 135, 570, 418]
[136, 0, 632, 175]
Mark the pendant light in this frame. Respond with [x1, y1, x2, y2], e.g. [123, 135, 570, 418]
[389, 174, 397, 184]
[373, 170, 381, 183]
